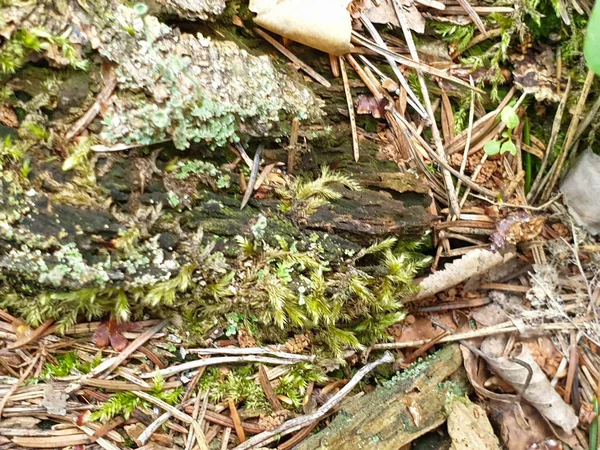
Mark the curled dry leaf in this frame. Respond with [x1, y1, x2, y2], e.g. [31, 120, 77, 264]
[447, 397, 500, 450]
[461, 345, 518, 403]
[413, 249, 515, 300]
[249, 0, 352, 55]
[480, 339, 578, 433]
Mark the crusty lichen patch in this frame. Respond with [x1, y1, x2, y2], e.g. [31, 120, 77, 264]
[1, 0, 322, 148]
[152, 0, 227, 20]
[99, 5, 321, 149]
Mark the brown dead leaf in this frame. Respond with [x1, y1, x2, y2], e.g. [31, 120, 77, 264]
[579, 401, 597, 425]
[92, 318, 130, 351]
[472, 303, 509, 327]
[390, 313, 456, 344]
[461, 345, 518, 402]
[447, 397, 500, 450]
[92, 323, 110, 348]
[520, 337, 563, 379]
[355, 95, 389, 119]
[414, 249, 515, 300]
[510, 49, 560, 102]
[487, 400, 555, 450]
[0, 105, 18, 127]
[480, 339, 578, 433]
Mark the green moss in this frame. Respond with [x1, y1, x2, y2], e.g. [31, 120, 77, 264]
[0, 27, 88, 77]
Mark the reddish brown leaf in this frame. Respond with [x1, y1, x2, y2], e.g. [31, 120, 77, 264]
[108, 318, 129, 352]
[92, 323, 110, 348]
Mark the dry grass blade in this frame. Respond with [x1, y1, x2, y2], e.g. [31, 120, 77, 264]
[528, 77, 571, 201]
[440, 90, 456, 143]
[351, 32, 483, 93]
[540, 70, 594, 202]
[454, 0, 488, 35]
[0, 353, 40, 418]
[253, 28, 331, 88]
[339, 56, 360, 162]
[392, 3, 461, 215]
[359, 16, 427, 119]
[454, 76, 475, 204]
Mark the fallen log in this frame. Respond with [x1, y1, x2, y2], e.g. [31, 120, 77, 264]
[294, 344, 470, 450]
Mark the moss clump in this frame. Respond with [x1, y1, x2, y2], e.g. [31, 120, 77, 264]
[0, 27, 88, 77]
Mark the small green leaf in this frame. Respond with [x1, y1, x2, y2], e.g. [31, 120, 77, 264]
[484, 140, 501, 155]
[500, 106, 519, 130]
[585, 2, 600, 75]
[500, 140, 517, 155]
[501, 131, 510, 139]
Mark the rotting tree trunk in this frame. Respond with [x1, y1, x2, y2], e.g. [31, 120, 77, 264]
[294, 345, 470, 450]
[0, 0, 434, 349]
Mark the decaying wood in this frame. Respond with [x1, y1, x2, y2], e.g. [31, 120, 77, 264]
[294, 345, 469, 450]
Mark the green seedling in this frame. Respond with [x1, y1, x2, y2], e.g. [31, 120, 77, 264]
[484, 105, 519, 156]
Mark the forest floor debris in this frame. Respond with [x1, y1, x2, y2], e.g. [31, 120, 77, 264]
[1, 0, 600, 448]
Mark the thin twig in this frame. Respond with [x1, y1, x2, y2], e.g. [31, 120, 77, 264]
[232, 352, 394, 450]
[240, 144, 264, 209]
[371, 322, 578, 349]
[64, 66, 117, 142]
[188, 347, 314, 361]
[254, 28, 331, 88]
[141, 355, 299, 379]
[0, 353, 40, 418]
